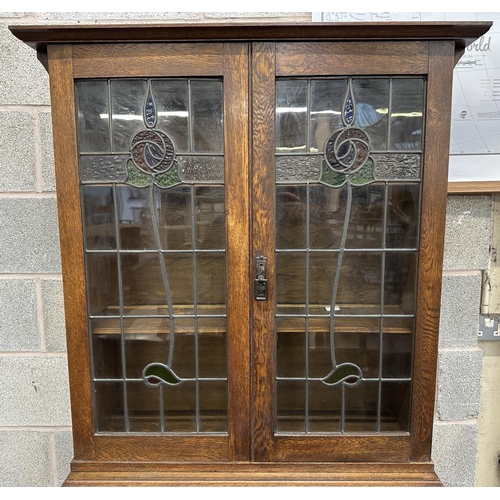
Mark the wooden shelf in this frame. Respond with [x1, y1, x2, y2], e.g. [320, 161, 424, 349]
[92, 304, 413, 336]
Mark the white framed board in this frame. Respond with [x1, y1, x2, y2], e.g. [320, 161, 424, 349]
[312, 12, 500, 187]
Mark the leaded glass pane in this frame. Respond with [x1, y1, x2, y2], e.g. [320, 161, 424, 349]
[111, 80, 147, 152]
[190, 80, 223, 154]
[178, 156, 224, 182]
[307, 381, 340, 432]
[276, 380, 306, 432]
[82, 186, 116, 250]
[373, 153, 421, 180]
[76, 81, 110, 153]
[390, 78, 425, 150]
[76, 77, 227, 434]
[342, 381, 378, 432]
[80, 154, 128, 183]
[199, 380, 228, 432]
[94, 381, 125, 432]
[352, 78, 390, 151]
[277, 319, 306, 378]
[91, 320, 122, 379]
[310, 79, 347, 152]
[276, 79, 307, 153]
[379, 381, 411, 432]
[87, 253, 118, 316]
[275, 155, 322, 183]
[152, 80, 189, 154]
[275, 76, 424, 435]
[384, 251, 417, 315]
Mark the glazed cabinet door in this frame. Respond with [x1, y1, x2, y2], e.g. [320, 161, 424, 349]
[48, 42, 251, 462]
[47, 38, 454, 467]
[251, 41, 453, 462]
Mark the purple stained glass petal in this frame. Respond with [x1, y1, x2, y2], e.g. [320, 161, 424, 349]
[343, 88, 355, 127]
[144, 86, 156, 128]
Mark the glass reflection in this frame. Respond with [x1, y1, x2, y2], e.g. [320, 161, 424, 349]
[111, 80, 147, 152]
[390, 79, 424, 150]
[276, 80, 307, 153]
[76, 81, 110, 153]
[275, 77, 424, 434]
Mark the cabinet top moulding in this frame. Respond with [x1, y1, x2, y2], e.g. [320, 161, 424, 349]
[10, 21, 492, 51]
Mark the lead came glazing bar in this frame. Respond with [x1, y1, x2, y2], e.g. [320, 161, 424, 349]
[377, 182, 389, 432]
[77, 76, 227, 434]
[387, 79, 393, 156]
[191, 184, 201, 432]
[275, 76, 424, 434]
[112, 183, 130, 432]
[305, 183, 310, 432]
[187, 79, 194, 154]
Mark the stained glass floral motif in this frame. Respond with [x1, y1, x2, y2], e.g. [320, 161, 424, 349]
[125, 83, 182, 190]
[121, 81, 184, 388]
[320, 81, 375, 190]
[320, 79, 374, 388]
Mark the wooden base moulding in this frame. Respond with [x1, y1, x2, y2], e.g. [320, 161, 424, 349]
[65, 461, 442, 487]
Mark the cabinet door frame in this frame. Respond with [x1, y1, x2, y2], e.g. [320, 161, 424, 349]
[47, 35, 455, 466]
[250, 40, 455, 463]
[47, 41, 252, 462]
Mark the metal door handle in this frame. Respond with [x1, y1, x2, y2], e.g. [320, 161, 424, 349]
[254, 256, 268, 301]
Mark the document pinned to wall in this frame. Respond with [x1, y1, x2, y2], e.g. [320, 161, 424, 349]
[312, 12, 500, 183]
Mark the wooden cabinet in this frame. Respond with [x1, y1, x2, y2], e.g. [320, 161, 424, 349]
[11, 21, 491, 486]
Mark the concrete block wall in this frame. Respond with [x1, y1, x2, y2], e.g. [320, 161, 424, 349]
[433, 195, 492, 486]
[0, 11, 491, 487]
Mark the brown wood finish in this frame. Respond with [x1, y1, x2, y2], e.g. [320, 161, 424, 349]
[223, 42, 252, 462]
[276, 41, 429, 76]
[11, 21, 491, 51]
[64, 460, 440, 486]
[94, 435, 228, 462]
[14, 21, 493, 487]
[410, 40, 456, 461]
[251, 42, 277, 462]
[47, 44, 96, 460]
[448, 181, 500, 194]
[63, 473, 441, 486]
[72, 43, 224, 78]
[274, 435, 410, 462]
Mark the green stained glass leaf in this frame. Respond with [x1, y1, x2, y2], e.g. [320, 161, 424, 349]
[126, 158, 152, 187]
[321, 363, 363, 387]
[348, 157, 375, 186]
[320, 160, 346, 188]
[154, 161, 182, 188]
[143, 363, 182, 386]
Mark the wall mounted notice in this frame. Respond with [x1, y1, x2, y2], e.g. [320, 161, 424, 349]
[312, 12, 500, 182]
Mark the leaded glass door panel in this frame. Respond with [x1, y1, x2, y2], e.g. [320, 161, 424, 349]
[50, 42, 251, 462]
[19, 23, 486, 483]
[251, 41, 443, 463]
[80, 77, 228, 433]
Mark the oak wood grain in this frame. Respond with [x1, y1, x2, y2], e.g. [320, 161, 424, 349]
[275, 435, 410, 462]
[224, 42, 252, 462]
[63, 459, 441, 486]
[93, 435, 228, 461]
[410, 40, 456, 461]
[448, 181, 500, 194]
[22, 22, 487, 486]
[11, 21, 491, 51]
[72, 43, 224, 78]
[47, 44, 95, 460]
[251, 42, 277, 462]
[276, 42, 429, 76]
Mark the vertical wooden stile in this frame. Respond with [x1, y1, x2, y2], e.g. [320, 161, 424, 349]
[224, 42, 252, 462]
[47, 44, 95, 459]
[410, 40, 456, 461]
[251, 42, 277, 462]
